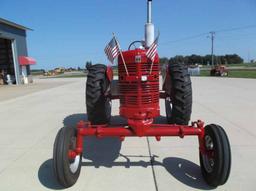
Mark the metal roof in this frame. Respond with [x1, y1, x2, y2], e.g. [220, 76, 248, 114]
[0, 17, 32, 31]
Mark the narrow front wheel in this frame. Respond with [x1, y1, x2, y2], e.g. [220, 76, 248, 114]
[200, 124, 231, 187]
[53, 126, 82, 188]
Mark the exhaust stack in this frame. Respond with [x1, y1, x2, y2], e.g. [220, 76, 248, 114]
[145, 0, 155, 48]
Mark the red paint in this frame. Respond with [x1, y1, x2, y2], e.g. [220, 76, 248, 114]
[162, 64, 171, 95]
[69, 120, 205, 158]
[118, 49, 160, 131]
[106, 65, 113, 82]
[19, 56, 36, 65]
[69, 49, 208, 160]
[68, 150, 77, 159]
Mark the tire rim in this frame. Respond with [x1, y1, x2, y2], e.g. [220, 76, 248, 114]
[68, 136, 80, 173]
[202, 135, 215, 173]
[165, 97, 172, 119]
[105, 99, 112, 119]
[69, 155, 80, 173]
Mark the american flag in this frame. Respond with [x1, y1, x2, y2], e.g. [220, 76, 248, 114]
[146, 36, 159, 61]
[104, 37, 120, 63]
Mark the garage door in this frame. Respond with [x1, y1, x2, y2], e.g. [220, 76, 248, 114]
[0, 38, 15, 76]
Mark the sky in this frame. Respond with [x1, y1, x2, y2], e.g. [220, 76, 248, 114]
[1, 0, 256, 70]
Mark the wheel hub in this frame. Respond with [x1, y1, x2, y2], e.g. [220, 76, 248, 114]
[68, 136, 80, 173]
[69, 155, 80, 173]
[202, 135, 215, 173]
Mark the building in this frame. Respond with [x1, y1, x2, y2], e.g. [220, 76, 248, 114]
[188, 65, 200, 76]
[0, 17, 35, 85]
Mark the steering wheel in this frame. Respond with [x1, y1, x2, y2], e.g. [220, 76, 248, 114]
[128, 41, 143, 50]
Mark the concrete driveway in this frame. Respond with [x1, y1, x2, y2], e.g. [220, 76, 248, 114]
[0, 77, 255, 191]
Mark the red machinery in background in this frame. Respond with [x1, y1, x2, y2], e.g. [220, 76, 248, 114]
[53, 0, 231, 188]
[210, 65, 229, 76]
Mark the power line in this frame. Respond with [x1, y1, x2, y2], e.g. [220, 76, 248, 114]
[160, 24, 256, 45]
[205, 25, 256, 66]
[215, 33, 256, 42]
[160, 32, 208, 45]
[215, 24, 256, 33]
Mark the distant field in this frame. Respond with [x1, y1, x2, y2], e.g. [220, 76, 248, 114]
[200, 69, 256, 79]
[228, 63, 256, 67]
[42, 65, 256, 79]
[201, 63, 256, 68]
[49, 70, 256, 79]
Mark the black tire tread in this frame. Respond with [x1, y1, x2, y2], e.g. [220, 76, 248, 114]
[167, 63, 192, 125]
[53, 129, 62, 184]
[200, 124, 231, 187]
[86, 64, 111, 124]
[53, 127, 82, 188]
[215, 125, 231, 185]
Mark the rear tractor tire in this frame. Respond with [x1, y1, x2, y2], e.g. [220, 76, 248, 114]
[86, 64, 111, 125]
[165, 63, 192, 125]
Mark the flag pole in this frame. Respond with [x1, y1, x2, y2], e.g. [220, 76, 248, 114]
[112, 33, 129, 76]
[149, 31, 160, 75]
[149, 59, 154, 74]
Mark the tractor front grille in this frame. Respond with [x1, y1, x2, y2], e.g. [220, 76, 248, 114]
[119, 62, 159, 76]
[118, 50, 159, 108]
[119, 82, 159, 106]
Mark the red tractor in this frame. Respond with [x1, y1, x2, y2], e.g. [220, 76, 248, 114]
[53, 0, 231, 188]
[210, 65, 229, 76]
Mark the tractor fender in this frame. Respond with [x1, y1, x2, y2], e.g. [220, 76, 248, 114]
[106, 66, 120, 97]
[106, 66, 113, 82]
[161, 64, 171, 95]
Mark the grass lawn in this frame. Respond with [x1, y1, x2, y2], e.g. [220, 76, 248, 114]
[45, 68, 256, 79]
[199, 69, 256, 79]
[227, 63, 256, 67]
[227, 70, 256, 78]
[201, 63, 256, 69]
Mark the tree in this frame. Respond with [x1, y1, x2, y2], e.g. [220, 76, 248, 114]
[187, 54, 202, 65]
[225, 54, 243, 64]
[169, 55, 185, 65]
[85, 61, 92, 68]
[159, 57, 169, 65]
[168, 54, 243, 66]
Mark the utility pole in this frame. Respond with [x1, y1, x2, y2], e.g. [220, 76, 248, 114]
[208, 31, 215, 66]
[247, 50, 250, 64]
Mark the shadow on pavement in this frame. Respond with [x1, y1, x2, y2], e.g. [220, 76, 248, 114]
[63, 114, 123, 167]
[38, 113, 123, 189]
[154, 115, 167, 124]
[38, 159, 63, 190]
[38, 113, 212, 190]
[162, 157, 213, 190]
